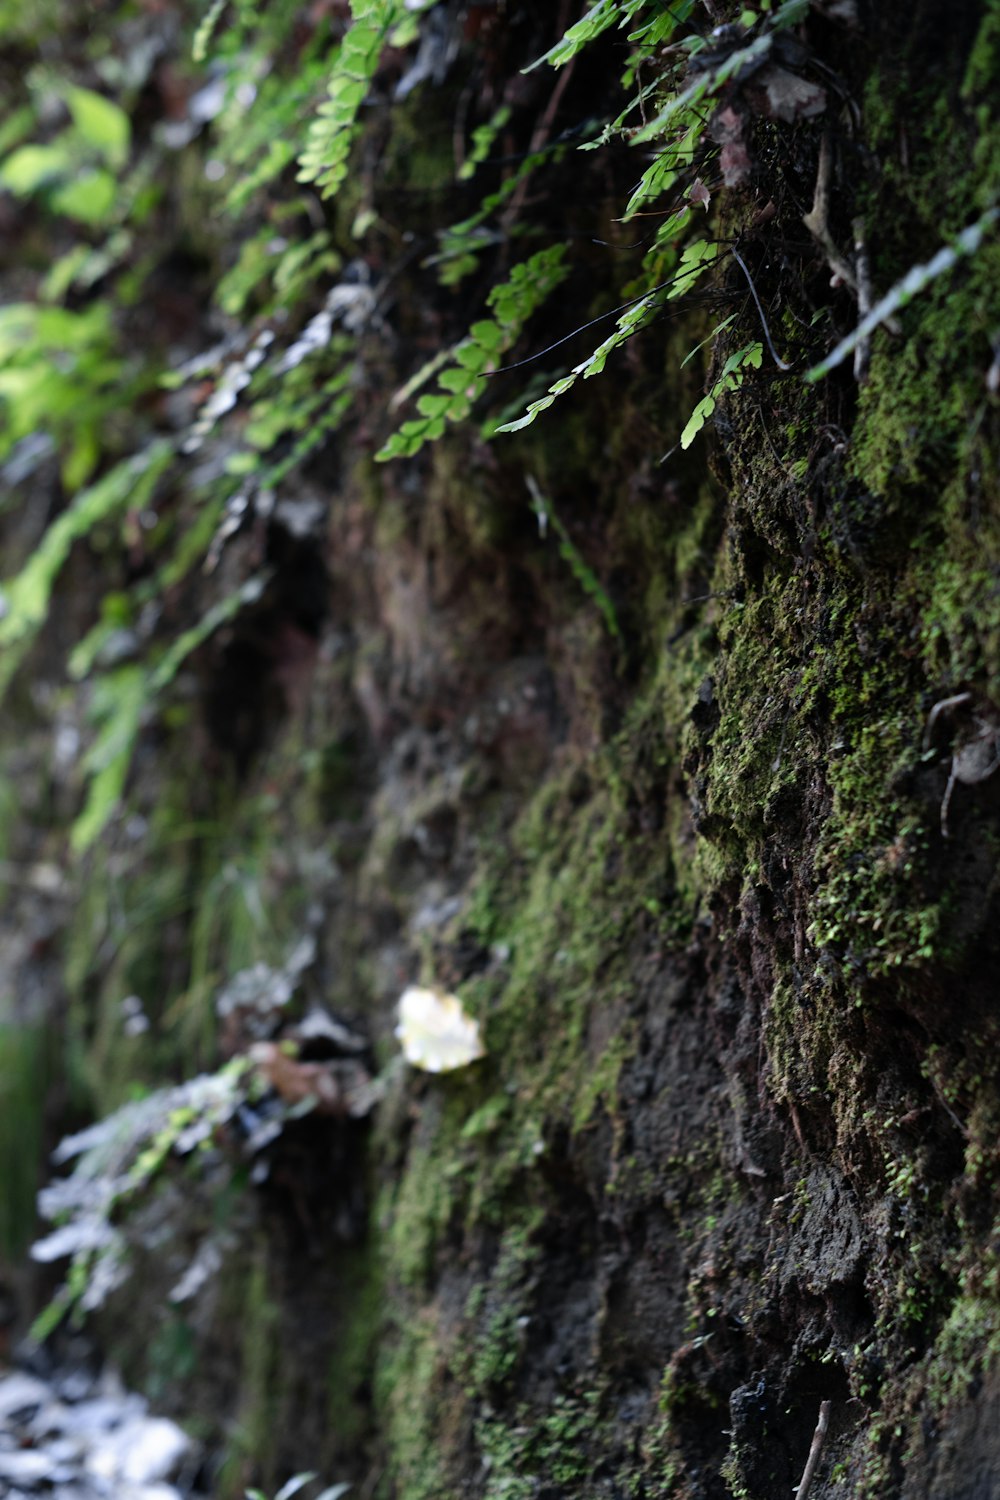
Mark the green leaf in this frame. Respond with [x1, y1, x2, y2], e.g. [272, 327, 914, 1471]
[0, 103, 34, 158]
[680, 394, 715, 449]
[61, 425, 100, 491]
[719, 341, 763, 379]
[67, 594, 132, 681]
[624, 152, 679, 220]
[455, 343, 489, 373]
[66, 86, 131, 168]
[343, 23, 381, 62]
[680, 313, 737, 368]
[679, 342, 762, 448]
[627, 3, 694, 44]
[329, 77, 368, 109]
[437, 366, 472, 394]
[375, 420, 431, 461]
[0, 143, 72, 194]
[469, 319, 503, 353]
[667, 237, 718, 299]
[631, 35, 771, 144]
[416, 393, 453, 418]
[273, 1473, 319, 1500]
[495, 392, 556, 433]
[459, 104, 511, 182]
[379, 246, 570, 460]
[525, 0, 617, 70]
[69, 575, 269, 852]
[193, 0, 228, 62]
[0, 441, 173, 650]
[71, 665, 146, 854]
[389, 345, 456, 408]
[50, 168, 117, 225]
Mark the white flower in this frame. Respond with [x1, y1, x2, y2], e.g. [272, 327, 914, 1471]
[395, 986, 485, 1073]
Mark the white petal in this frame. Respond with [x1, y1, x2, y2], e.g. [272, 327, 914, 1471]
[395, 985, 485, 1073]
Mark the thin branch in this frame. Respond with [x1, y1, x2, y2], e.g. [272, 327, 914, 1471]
[852, 215, 873, 382]
[484, 253, 728, 376]
[805, 205, 999, 382]
[803, 131, 857, 292]
[732, 247, 792, 371]
[922, 691, 971, 753]
[500, 6, 576, 241]
[794, 1400, 831, 1500]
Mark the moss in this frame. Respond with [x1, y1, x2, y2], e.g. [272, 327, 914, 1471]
[215, 1252, 282, 1500]
[326, 1244, 383, 1452]
[464, 1213, 543, 1396]
[924, 1294, 1000, 1410]
[849, 240, 1000, 524]
[467, 763, 660, 1119]
[695, 13, 1000, 1000]
[380, 1125, 462, 1291]
[962, 0, 1000, 98]
[372, 726, 696, 1486]
[375, 1307, 457, 1500]
[695, 557, 945, 982]
[65, 718, 336, 1109]
[366, 11, 1000, 1486]
[851, 1291, 1000, 1496]
[0, 1021, 52, 1262]
[6, 4, 999, 1495]
[476, 1391, 599, 1499]
[145, 1315, 199, 1406]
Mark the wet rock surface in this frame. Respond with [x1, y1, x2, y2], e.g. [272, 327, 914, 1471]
[0, 1355, 199, 1499]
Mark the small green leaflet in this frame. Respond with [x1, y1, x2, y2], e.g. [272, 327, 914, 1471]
[0, 143, 71, 194]
[524, 0, 619, 71]
[65, 86, 131, 169]
[526, 0, 693, 72]
[680, 341, 762, 449]
[192, 0, 228, 62]
[680, 313, 738, 369]
[0, 441, 173, 648]
[70, 574, 269, 853]
[667, 238, 720, 299]
[631, 34, 771, 144]
[459, 104, 511, 181]
[297, 1, 397, 197]
[496, 292, 662, 435]
[377, 245, 570, 460]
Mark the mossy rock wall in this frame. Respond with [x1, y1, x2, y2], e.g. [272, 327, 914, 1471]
[2, 2, 1000, 1498]
[349, 6, 1000, 1497]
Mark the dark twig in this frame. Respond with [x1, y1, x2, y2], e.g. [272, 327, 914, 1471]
[732, 247, 792, 371]
[852, 215, 872, 382]
[484, 254, 727, 375]
[922, 691, 972, 753]
[795, 1400, 831, 1500]
[500, 8, 576, 243]
[681, 589, 738, 605]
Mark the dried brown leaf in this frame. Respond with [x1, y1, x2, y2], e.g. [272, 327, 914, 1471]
[710, 105, 752, 185]
[748, 65, 826, 122]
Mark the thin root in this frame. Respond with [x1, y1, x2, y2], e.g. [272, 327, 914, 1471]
[794, 1400, 832, 1500]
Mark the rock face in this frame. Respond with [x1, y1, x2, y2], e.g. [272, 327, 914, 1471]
[1, 2, 1000, 1499]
